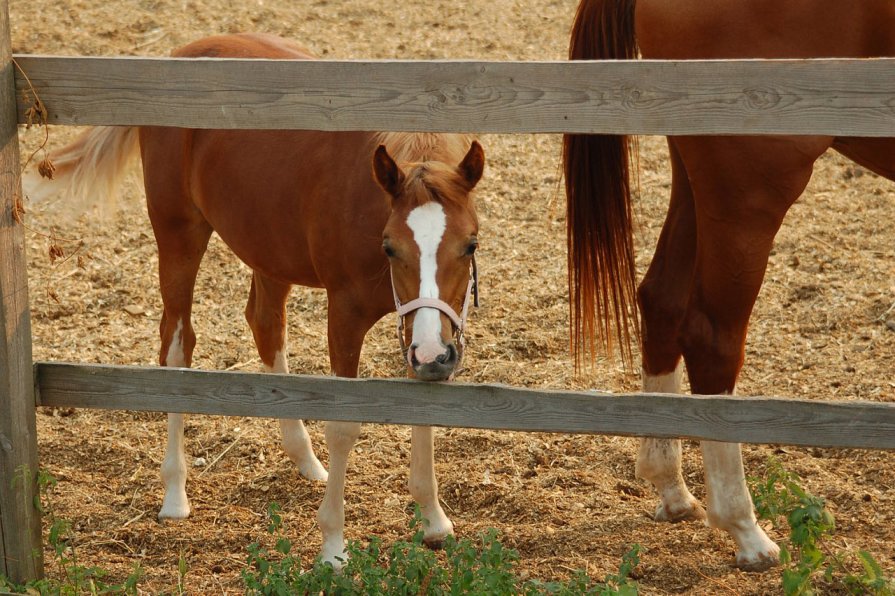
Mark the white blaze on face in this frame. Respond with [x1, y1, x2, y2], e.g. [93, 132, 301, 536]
[406, 202, 447, 363]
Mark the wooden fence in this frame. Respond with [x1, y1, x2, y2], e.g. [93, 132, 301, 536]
[12, 55, 895, 136]
[3, 0, 895, 582]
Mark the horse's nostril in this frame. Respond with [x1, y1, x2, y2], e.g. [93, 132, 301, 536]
[409, 345, 421, 368]
[435, 344, 457, 365]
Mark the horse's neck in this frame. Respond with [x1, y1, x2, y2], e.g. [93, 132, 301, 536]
[374, 132, 473, 164]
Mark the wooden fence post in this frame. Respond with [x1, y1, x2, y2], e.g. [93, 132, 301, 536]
[0, 0, 43, 583]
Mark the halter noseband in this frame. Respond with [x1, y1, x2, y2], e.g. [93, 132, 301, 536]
[391, 256, 478, 374]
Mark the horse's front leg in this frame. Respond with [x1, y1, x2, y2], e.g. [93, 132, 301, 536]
[318, 420, 361, 568]
[410, 425, 453, 547]
[316, 293, 380, 568]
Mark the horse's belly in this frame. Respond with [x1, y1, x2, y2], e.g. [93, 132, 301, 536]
[189, 194, 318, 285]
[186, 167, 318, 285]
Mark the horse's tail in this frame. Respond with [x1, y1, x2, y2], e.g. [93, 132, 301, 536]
[24, 126, 140, 214]
[563, 0, 639, 368]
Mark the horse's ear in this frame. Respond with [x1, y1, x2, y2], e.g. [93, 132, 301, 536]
[373, 145, 405, 198]
[457, 141, 485, 190]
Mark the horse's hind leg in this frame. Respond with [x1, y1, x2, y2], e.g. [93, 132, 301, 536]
[832, 137, 895, 182]
[245, 272, 327, 481]
[675, 135, 830, 570]
[279, 422, 326, 481]
[635, 141, 705, 523]
[152, 212, 213, 520]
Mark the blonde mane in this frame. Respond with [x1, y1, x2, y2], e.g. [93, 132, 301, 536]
[373, 132, 475, 165]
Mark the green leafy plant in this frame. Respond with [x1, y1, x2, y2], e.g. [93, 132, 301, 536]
[0, 468, 143, 595]
[750, 457, 894, 596]
[242, 502, 640, 595]
[2, 471, 639, 595]
[522, 545, 640, 596]
[175, 550, 189, 596]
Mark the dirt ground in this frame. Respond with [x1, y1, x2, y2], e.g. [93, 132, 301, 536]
[8, 0, 895, 593]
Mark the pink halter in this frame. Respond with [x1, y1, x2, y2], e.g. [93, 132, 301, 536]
[391, 256, 478, 373]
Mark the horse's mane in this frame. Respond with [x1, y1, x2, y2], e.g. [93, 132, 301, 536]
[374, 132, 477, 206]
[374, 132, 474, 165]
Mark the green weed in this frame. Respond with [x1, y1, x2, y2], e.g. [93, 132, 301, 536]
[750, 456, 894, 595]
[0, 469, 143, 595]
[242, 502, 641, 595]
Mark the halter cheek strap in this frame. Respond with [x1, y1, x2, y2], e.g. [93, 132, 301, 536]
[391, 256, 478, 372]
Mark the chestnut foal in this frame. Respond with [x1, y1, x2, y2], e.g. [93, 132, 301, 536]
[31, 32, 485, 566]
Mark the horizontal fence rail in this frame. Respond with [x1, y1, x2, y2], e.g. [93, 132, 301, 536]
[35, 362, 895, 450]
[13, 56, 895, 135]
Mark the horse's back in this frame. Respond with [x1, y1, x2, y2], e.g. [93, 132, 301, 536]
[172, 32, 315, 60]
[634, 0, 895, 174]
[141, 123, 388, 289]
[140, 33, 388, 289]
[636, 0, 895, 59]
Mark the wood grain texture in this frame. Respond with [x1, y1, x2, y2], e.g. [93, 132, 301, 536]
[0, 0, 42, 582]
[35, 362, 895, 451]
[12, 55, 895, 135]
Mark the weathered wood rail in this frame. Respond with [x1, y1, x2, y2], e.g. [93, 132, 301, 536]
[13, 55, 895, 135]
[3, 14, 895, 583]
[36, 363, 895, 451]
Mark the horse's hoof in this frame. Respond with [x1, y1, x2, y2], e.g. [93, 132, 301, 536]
[158, 495, 191, 521]
[654, 500, 706, 523]
[320, 545, 348, 572]
[157, 508, 190, 522]
[733, 531, 781, 571]
[423, 536, 447, 550]
[298, 457, 329, 482]
[736, 550, 780, 572]
[419, 512, 453, 550]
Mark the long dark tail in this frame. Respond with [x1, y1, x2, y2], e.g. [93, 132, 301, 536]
[563, 0, 639, 368]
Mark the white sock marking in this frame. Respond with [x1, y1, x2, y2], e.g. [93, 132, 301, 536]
[264, 349, 289, 374]
[159, 412, 190, 519]
[159, 320, 189, 519]
[636, 362, 702, 521]
[642, 362, 683, 394]
[165, 320, 186, 367]
[410, 426, 453, 543]
[265, 349, 328, 481]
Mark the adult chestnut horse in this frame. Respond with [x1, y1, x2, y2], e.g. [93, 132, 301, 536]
[564, 0, 895, 571]
[32, 33, 484, 567]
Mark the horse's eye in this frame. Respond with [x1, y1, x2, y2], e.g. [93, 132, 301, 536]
[465, 239, 478, 256]
[383, 241, 396, 258]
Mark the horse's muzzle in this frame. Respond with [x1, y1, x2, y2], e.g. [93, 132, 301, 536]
[409, 342, 458, 381]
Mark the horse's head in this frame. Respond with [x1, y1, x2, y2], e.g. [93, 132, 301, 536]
[373, 140, 485, 381]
